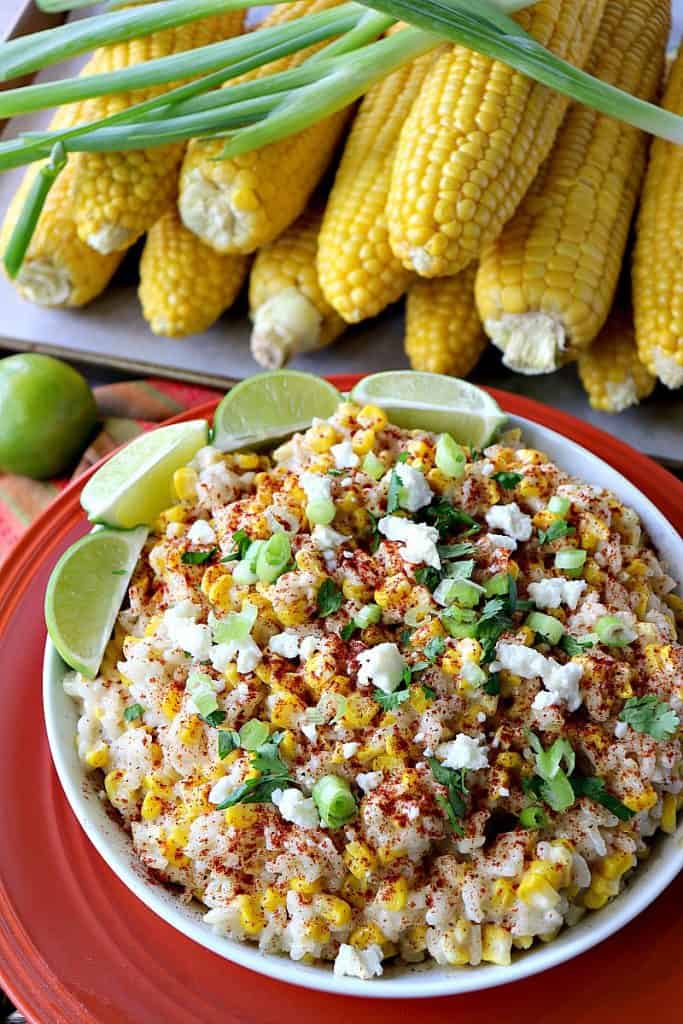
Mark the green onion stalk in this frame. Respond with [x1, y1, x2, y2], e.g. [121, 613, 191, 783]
[4, 0, 683, 276]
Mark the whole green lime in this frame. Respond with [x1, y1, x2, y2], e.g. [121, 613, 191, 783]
[0, 353, 97, 478]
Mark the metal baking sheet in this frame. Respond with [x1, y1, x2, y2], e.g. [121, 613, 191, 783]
[0, 1, 681, 463]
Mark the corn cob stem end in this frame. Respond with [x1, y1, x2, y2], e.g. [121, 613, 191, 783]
[250, 286, 322, 369]
[14, 258, 72, 307]
[485, 313, 566, 374]
[649, 349, 683, 390]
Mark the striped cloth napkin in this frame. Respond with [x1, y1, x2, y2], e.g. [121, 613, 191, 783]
[0, 377, 222, 564]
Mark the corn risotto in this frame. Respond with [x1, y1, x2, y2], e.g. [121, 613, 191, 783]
[64, 402, 683, 979]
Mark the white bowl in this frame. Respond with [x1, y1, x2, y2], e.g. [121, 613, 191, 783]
[43, 413, 683, 999]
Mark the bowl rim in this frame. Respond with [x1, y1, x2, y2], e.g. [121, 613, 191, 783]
[42, 389, 683, 1000]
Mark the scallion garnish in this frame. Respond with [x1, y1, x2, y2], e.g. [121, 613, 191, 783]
[312, 774, 357, 829]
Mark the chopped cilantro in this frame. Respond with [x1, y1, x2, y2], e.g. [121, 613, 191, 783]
[618, 695, 680, 742]
[367, 511, 381, 553]
[492, 471, 523, 490]
[202, 708, 227, 728]
[570, 775, 634, 821]
[373, 687, 410, 711]
[386, 465, 403, 513]
[402, 665, 412, 686]
[483, 674, 501, 696]
[399, 628, 413, 646]
[397, 452, 409, 463]
[422, 684, 436, 701]
[424, 636, 445, 661]
[317, 579, 343, 617]
[218, 729, 241, 759]
[538, 520, 575, 545]
[470, 448, 484, 462]
[428, 757, 468, 835]
[340, 621, 357, 641]
[438, 541, 476, 559]
[415, 566, 443, 591]
[560, 634, 597, 656]
[181, 547, 218, 565]
[221, 529, 251, 563]
[420, 498, 479, 539]
[327, 468, 344, 476]
[411, 660, 430, 673]
[217, 742, 293, 808]
[123, 703, 144, 722]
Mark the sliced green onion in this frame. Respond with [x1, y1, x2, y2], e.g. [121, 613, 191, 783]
[232, 540, 264, 585]
[435, 433, 466, 479]
[446, 578, 485, 609]
[519, 805, 548, 829]
[3, 141, 65, 279]
[362, 451, 385, 481]
[484, 571, 510, 597]
[213, 602, 258, 644]
[548, 496, 570, 518]
[256, 532, 291, 583]
[446, 559, 475, 580]
[312, 774, 357, 829]
[441, 608, 478, 638]
[239, 719, 270, 751]
[355, 604, 381, 629]
[555, 548, 586, 578]
[526, 611, 564, 646]
[193, 689, 219, 720]
[307, 497, 336, 526]
[595, 614, 636, 647]
[123, 703, 144, 722]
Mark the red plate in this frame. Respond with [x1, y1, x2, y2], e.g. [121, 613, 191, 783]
[1, 376, 682, 1023]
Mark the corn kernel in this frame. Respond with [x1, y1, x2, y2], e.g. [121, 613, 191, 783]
[343, 694, 379, 729]
[351, 428, 376, 455]
[270, 692, 307, 729]
[623, 787, 658, 812]
[224, 805, 259, 829]
[144, 614, 163, 638]
[518, 871, 560, 908]
[279, 730, 297, 760]
[481, 924, 512, 966]
[403, 924, 428, 955]
[377, 844, 405, 865]
[661, 793, 678, 834]
[200, 564, 228, 596]
[307, 422, 338, 453]
[261, 886, 286, 912]
[598, 851, 634, 880]
[141, 792, 163, 820]
[160, 504, 187, 525]
[490, 878, 516, 911]
[234, 452, 260, 470]
[349, 922, 387, 950]
[235, 894, 266, 936]
[162, 688, 183, 720]
[85, 744, 109, 769]
[341, 873, 368, 907]
[208, 576, 234, 612]
[579, 514, 610, 551]
[179, 717, 204, 746]
[173, 466, 198, 502]
[344, 841, 376, 881]
[372, 754, 405, 771]
[289, 876, 323, 895]
[377, 876, 408, 912]
[357, 404, 387, 429]
[496, 752, 522, 770]
[518, 479, 540, 499]
[318, 895, 353, 928]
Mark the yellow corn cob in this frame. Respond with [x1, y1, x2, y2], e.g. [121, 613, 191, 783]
[317, 44, 442, 323]
[139, 207, 249, 337]
[633, 48, 683, 388]
[248, 208, 345, 367]
[404, 263, 486, 376]
[0, 105, 122, 307]
[577, 306, 655, 413]
[178, 0, 349, 255]
[70, 12, 244, 255]
[476, 0, 669, 374]
[387, 0, 607, 279]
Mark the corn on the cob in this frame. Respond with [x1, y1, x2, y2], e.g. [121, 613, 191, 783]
[633, 48, 683, 389]
[178, 0, 349, 256]
[317, 44, 442, 323]
[476, 0, 669, 374]
[386, 0, 607, 280]
[249, 208, 345, 367]
[70, 12, 244, 255]
[0, 105, 122, 307]
[404, 264, 486, 376]
[139, 207, 249, 337]
[577, 306, 655, 413]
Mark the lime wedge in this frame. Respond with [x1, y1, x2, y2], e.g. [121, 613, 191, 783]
[213, 371, 341, 452]
[81, 419, 208, 528]
[350, 371, 506, 447]
[45, 526, 148, 679]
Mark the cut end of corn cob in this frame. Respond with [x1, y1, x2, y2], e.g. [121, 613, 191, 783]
[649, 349, 683, 390]
[14, 259, 73, 308]
[250, 286, 323, 368]
[485, 313, 566, 374]
[577, 309, 655, 413]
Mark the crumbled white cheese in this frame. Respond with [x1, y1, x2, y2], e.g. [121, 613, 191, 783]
[485, 502, 533, 541]
[187, 519, 216, 546]
[208, 775, 238, 805]
[378, 515, 440, 568]
[614, 720, 628, 739]
[311, 524, 349, 553]
[356, 771, 383, 794]
[269, 631, 301, 659]
[333, 943, 384, 980]
[164, 601, 212, 660]
[342, 742, 360, 759]
[436, 733, 489, 771]
[528, 577, 587, 611]
[331, 440, 360, 469]
[394, 462, 433, 512]
[301, 722, 318, 743]
[272, 787, 320, 829]
[494, 641, 584, 712]
[299, 635, 320, 660]
[488, 533, 518, 552]
[300, 472, 333, 502]
[357, 642, 406, 694]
